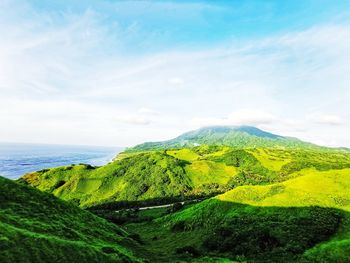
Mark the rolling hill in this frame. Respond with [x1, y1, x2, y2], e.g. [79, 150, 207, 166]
[19, 145, 350, 208]
[0, 176, 144, 262]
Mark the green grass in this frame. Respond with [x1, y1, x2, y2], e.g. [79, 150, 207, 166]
[218, 168, 350, 210]
[166, 149, 201, 161]
[127, 201, 346, 262]
[19, 146, 350, 209]
[124, 168, 350, 262]
[0, 176, 144, 262]
[186, 160, 237, 187]
[248, 148, 291, 171]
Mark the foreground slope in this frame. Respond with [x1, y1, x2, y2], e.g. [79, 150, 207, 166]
[127, 168, 350, 262]
[0, 176, 143, 263]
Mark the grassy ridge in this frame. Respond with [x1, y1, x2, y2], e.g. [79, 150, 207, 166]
[0, 176, 143, 262]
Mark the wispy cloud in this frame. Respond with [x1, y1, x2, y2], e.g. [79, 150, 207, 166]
[310, 114, 345, 126]
[191, 109, 277, 127]
[0, 1, 350, 147]
[138, 107, 159, 115]
[115, 115, 150, 125]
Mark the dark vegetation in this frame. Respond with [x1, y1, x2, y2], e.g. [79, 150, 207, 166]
[126, 201, 348, 263]
[201, 205, 343, 262]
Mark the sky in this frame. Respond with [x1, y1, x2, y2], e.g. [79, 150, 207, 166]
[1, 0, 350, 148]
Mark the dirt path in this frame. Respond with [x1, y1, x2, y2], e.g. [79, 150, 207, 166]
[115, 199, 202, 213]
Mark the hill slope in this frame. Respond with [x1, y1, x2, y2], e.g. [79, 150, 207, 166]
[128, 126, 323, 152]
[20, 146, 350, 208]
[0, 176, 143, 262]
[127, 168, 350, 262]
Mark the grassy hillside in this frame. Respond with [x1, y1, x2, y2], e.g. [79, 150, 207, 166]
[12, 126, 350, 262]
[0, 176, 143, 263]
[128, 126, 326, 152]
[126, 168, 350, 262]
[20, 145, 350, 208]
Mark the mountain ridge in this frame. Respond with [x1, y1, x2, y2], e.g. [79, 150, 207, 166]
[127, 125, 325, 152]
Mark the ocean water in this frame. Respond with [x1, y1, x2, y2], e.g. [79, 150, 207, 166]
[0, 143, 123, 179]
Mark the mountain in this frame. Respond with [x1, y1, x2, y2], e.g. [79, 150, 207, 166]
[0, 176, 143, 262]
[127, 126, 321, 152]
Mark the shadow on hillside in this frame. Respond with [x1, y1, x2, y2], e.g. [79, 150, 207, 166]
[124, 200, 349, 263]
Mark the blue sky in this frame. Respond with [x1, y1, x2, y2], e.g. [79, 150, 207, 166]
[1, 0, 350, 147]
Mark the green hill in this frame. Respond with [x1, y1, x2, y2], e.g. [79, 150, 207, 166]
[127, 126, 325, 152]
[127, 168, 350, 262]
[0, 176, 143, 262]
[19, 145, 350, 208]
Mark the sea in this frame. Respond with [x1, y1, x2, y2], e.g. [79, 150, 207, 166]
[0, 143, 124, 180]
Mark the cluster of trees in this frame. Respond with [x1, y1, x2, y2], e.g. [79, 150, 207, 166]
[201, 206, 342, 261]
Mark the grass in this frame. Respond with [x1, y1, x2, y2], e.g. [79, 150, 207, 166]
[124, 168, 350, 262]
[166, 149, 200, 161]
[20, 146, 350, 209]
[218, 168, 350, 210]
[127, 201, 346, 262]
[248, 148, 291, 171]
[0, 176, 144, 262]
[186, 160, 237, 187]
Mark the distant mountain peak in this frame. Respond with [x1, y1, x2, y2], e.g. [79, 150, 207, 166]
[181, 125, 283, 139]
[128, 125, 321, 152]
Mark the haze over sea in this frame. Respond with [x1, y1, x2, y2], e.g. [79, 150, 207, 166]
[0, 143, 123, 179]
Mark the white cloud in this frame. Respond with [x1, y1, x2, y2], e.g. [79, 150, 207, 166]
[190, 109, 276, 128]
[115, 115, 150, 125]
[168, 77, 184, 85]
[138, 107, 159, 115]
[228, 109, 276, 125]
[310, 114, 344, 125]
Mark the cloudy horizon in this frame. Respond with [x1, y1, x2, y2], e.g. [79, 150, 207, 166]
[1, 0, 350, 148]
